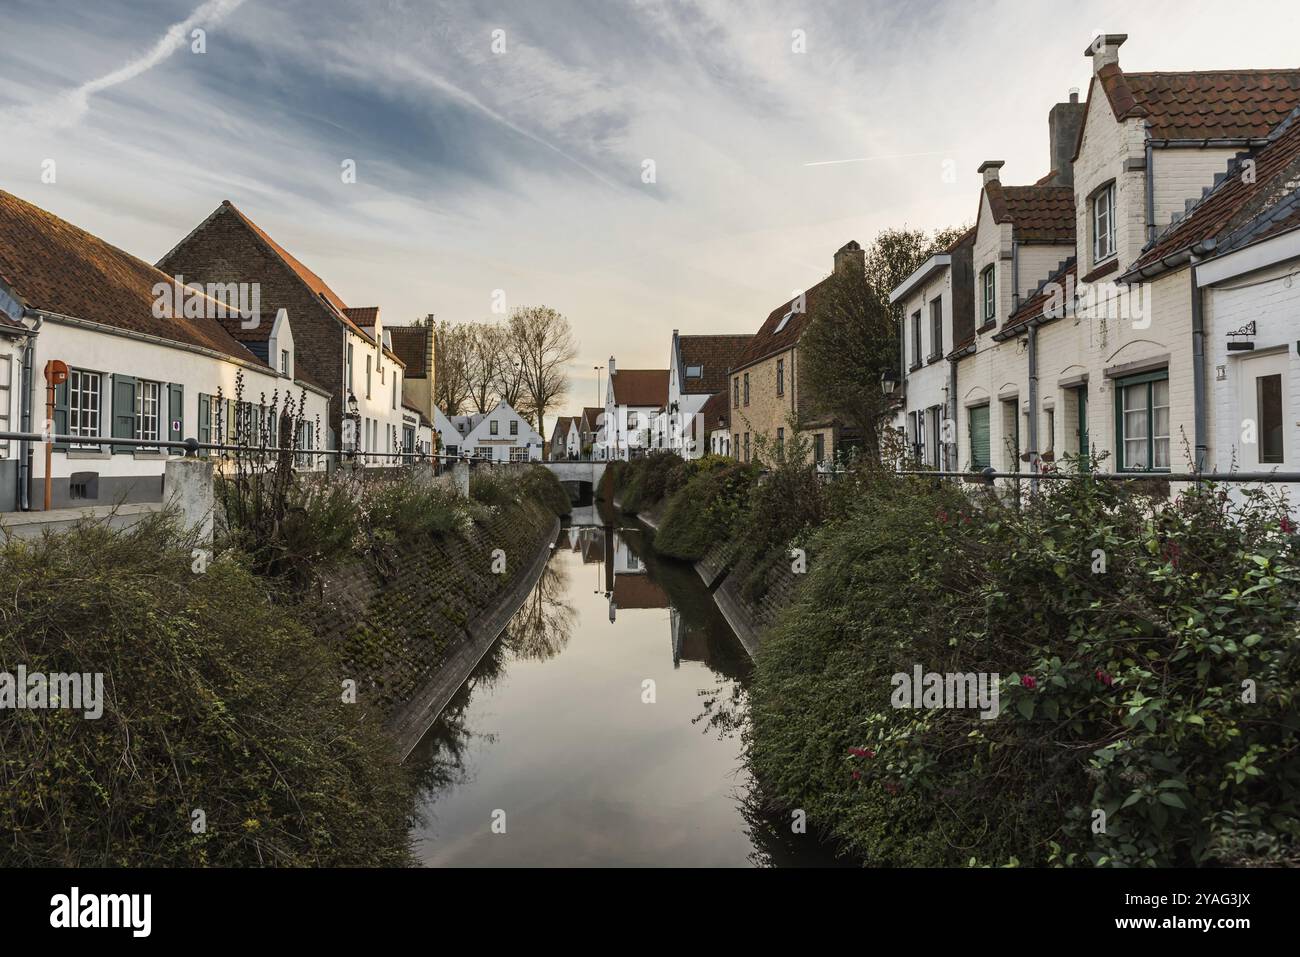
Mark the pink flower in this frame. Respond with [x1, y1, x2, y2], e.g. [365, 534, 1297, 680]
[1095, 669, 1114, 687]
[1020, 675, 1037, 690]
[937, 509, 949, 524]
[848, 747, 876, 759]
[851, 771, 862, 781]
[1282, 516, 1296, 534]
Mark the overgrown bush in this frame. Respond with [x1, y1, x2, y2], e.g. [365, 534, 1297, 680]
[653, 457, 757, 560]
[471, 465, 571, 518]
[0, 514, 414, 866]
[748, 472, 1300, 867]
[615, 451, 686, 514]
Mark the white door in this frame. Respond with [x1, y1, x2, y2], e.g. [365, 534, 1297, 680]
[1237, 351, 1292, 471]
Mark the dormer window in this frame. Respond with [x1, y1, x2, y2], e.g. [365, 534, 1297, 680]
[686, 365, 702, 378]
[1092, 181, 1116, 264]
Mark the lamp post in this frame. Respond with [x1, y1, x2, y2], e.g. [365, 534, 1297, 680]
[343, 391, 361, 466]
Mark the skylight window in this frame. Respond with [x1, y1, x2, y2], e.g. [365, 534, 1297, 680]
[774, 312, 793, 334]
[686, 365, 703, 377]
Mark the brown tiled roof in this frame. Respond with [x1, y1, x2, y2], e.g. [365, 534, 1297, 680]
[944, 226, 976, 253]
[677, 334, 754, 394]
[1126, 107, 1300, 275]
[1005, 259, 1077, 332]
[1096, 65, 1300, 141]
[582, 406, 603, 430]
[613, 575, 669, 610]
[699, 390, 729, 430]
[611, 369, 668, 407]
[0, 189, 265, 365]
[733, 273, 836, 371]
[984, 182, 1076, 243]
[345, 306, 378, 327]
[388, 325, 429, 376]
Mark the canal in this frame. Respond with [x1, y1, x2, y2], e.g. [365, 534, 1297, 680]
[407, 501, 846, 866]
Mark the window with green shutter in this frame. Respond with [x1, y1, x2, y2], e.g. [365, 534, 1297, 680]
[1115, 370, 1170, 471]
[168, 384, 183, 444]
[198, 394, 211, 446]
[968, 404, 990, 470]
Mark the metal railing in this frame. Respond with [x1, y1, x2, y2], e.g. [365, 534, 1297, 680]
[893, 467, 1300, 484]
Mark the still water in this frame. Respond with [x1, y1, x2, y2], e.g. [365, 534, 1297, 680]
[408, 502, 845, 867]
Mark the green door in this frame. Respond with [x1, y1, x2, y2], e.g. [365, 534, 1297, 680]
[969, 404, 990, 470]
[1077, 387, 1089, 471]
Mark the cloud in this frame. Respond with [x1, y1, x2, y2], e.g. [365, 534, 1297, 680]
[1, 0, 248, 132]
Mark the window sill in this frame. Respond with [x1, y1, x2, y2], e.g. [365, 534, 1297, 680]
[926, 354, 944, 365]
[976, 320, 997, 334]
[908, 363, 923, 373]
[133, 451, 169, 460]
[65, 449, 110, 460]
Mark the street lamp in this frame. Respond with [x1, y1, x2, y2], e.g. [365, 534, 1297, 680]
[880, 368, 900, 396]
[343, 391, 361, 463]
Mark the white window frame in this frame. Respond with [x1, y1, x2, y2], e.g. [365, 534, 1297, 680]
[135, 379, 161, 449]
[69, 369, 102, 449]
[1093, 181, 1116, 264]
[0, 354, 11, 458]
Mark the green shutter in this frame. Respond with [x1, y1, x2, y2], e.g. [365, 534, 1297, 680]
[1077, 387, 1089, 472]
[198, 394, 211, 446]
[111, 375, 137, 454]
[52, 380, 69, 451]
[969, 404, 990, 470]
[168, 383, 184, 444]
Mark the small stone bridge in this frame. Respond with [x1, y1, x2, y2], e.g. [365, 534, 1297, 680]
[540, 460, 609, 504]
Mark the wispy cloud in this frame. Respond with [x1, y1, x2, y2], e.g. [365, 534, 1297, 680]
[2, 0, 248, 132]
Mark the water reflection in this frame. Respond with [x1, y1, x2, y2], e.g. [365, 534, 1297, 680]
[408, 501, 844, 867]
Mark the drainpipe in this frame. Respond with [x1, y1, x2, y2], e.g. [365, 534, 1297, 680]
[1027, 325, 1039, 492]
[1144, 121, 1156, 245]
[1189, 255, 1207, 475]
[947, 356, 958, 471]
[17, 314, 41, 510]
[1011, 240, 1021, 313]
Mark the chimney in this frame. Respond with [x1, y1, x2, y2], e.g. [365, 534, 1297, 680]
[978, 160, 1005, 186]
[833, 240, 864, 275]
[608, 354, 616, 377]
[1085, 34, 1126, 73]
[1047, 89, 1085, 187]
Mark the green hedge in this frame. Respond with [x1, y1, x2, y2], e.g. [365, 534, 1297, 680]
[0, 515, 414, 866]
[748, 473, 1300, 867]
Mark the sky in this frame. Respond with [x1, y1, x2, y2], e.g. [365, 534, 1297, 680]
[2, 0, 1299, 416]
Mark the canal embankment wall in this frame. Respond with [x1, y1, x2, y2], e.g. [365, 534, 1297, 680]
[311, 498, 560, 759]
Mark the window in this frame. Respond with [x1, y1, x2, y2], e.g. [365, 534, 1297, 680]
[627, 411, 638, 428]
[69, 369, 102, 448]
[1116, 371, 1169, 471]
[686, 365, 702, 378]
[391, 374, 397, 410]
[489, 419, 499, 436]
[1044, 406, 1055, 455]
[743, 373, 750, 406]
[1001, 397, 1020, 470]
[928, 406, 943, 468]
[510, 420, 519, 436]
[774, 311, 793, 334]
[733, 433, 740, 460]
[365, 355, 372, 398]
[1093, 181, 1116, 264]
[346, 343, 353, 392]
[509, 446, 529, 463]
[814, 433, 825, 464]
[135, 380, 161, 450]
[280, 349, 290, 375]
[733, 377, 740, 406]
[910, 311, 922, 368]
[776, 358, 785, 396]
[929, 297, 943, 359]
[295, 420, 315, 468]
[1255, 372, 1284, 464]
[968, 404, 990, 470]
[981, 266, 996, 326]
[475, 445, 491, 460]
[1075, 386, 1090, 471]
[908, 410, 924, 462]
[743, 432, 751, 463]
[445, 444, 459, 458]
[776, 426, 785, 458]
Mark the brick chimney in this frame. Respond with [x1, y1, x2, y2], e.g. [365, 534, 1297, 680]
[978, 160, 1005, 185]
[608, 354, 616, 377]
[1085, 34, 1126, 73]
[833, 240, 864, 275]
[1047, 89, 1085, 187]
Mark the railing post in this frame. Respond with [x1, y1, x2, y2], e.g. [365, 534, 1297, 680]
[165, 456, 215, 547]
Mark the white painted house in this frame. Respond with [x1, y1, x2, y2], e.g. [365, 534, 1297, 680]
[661, 331, 752, 459]
[0, 188, 330, 512]
[461, 400, 542, 462]
[602, 356, 668, 460]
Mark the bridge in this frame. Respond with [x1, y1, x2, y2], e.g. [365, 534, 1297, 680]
[540, 460, 609, 504]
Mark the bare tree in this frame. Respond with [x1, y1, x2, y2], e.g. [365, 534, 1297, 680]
[467, 323, 509, 414]
[508, 306, 577, 443]
[434, 321, 473, 415]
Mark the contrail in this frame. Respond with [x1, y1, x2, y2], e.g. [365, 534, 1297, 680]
[4, 0, 248, 131]
[804, 150, 951, 167]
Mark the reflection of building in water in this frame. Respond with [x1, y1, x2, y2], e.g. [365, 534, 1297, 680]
[603, 524, 670, 622]
[670, 606, 711, 667]
[613, 575, 668, 613]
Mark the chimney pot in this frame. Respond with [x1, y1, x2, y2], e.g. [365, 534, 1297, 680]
[833, 240, 864, 275]
[978, 160, 1005, 185]
[1069, 87, 1080, 103]
[1085, 33, 1127, 73]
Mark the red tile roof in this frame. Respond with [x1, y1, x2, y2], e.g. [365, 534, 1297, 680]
[1126, 107, 1300, 275]
[613, 575, 669, 609]
[699, 390, 729, 430]
[611, 369, 668, 407]
[582, 406, 604, 430]
[345, 306, 379, 327]
[0, 189, 265, 365]
[388, 325, 430, 376]
[1004, 259, 1077, 332]
[1096, 65, 1300, 141]
[984, 182, 1076, 243]
[677, 334, 754, 394]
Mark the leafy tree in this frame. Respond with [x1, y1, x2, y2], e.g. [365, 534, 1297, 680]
[800, 226, 967, 461]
